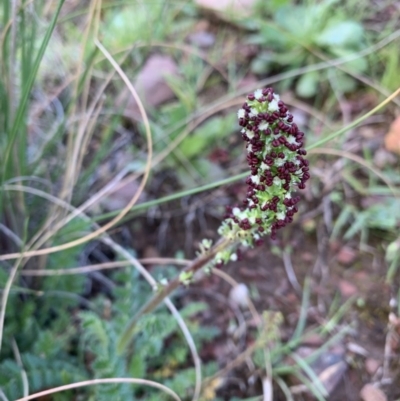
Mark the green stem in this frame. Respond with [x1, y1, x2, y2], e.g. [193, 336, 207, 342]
[117, 237, 232, 354]
[96, 173, 248, 223]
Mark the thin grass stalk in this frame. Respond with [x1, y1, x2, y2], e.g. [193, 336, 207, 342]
[59, 0, 98, 204]
[0, 256, 23, 352]
[13, 378, 182, 401]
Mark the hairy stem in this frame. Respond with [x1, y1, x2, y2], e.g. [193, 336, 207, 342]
[117, 237, 233, 354]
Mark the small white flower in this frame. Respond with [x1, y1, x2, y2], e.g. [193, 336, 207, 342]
[247, 144, 253, 152]
[230, 253, 238, 262]
[268, 99, 279, 112]
[232, 207, 241, 216]
[260, 162, 269, 171]
[273, 176, 282, 186]
[276, 212, 286, 220]
[229, 283, 249, 308]
[284, 193, 292, 199]
[237, 109, 245, 119]
[273, 94, 280, 101]
[254, 89, 263, 100]
[275, 158, 285, 167]
[246, 130, 255, 139]
[287, 136, 299, 145]
[250, 107, 259, 116]
[251, 175, 260, 185]
[258, 122, 269, 131]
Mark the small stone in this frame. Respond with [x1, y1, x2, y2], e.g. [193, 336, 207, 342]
[337, 246, 357, 265]
[365, 358, 381, 375]
[360, 383, 387, 401]
[99, 180, 145, 211]
[187, 31, 215, 48]
[338, 279, 358, 298]
[195, 0, 256, 18]
[374, 148, 397, 168]
[229, 283, 249, 308]
[116, 54, 179, 119]
[384, 115, 400, 155]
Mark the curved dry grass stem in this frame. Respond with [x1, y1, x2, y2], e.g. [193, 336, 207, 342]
[61, 0, 99, 204]
[21, 258, 190, 276]
[0, 39, 153, 261]
[308, 148, 399, 197]
[0, 257, 22, 352]
[26, 50, 131, 252]
[13, 378, 182, 401]
[96, 40, 229, 83]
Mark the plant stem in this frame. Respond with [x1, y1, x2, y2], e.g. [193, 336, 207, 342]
[117, 237, 233, 354]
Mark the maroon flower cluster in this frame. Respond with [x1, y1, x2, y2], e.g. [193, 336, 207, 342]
[220, 87, 310, 243]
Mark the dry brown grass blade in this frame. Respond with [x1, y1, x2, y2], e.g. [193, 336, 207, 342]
[0, 39, 153, 262]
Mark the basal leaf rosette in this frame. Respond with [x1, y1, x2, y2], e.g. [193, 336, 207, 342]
[216, 88, 310, 265]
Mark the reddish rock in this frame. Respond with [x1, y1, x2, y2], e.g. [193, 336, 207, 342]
[117, 54, 179, 119]
[365, 358, 381, 375]
[337, 246, 358, 266]
[338, 279, 358, 298]
[360, 383, 387, 401]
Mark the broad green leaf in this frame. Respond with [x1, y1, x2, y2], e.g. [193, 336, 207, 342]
[316, 20, 364, 48]
[129, 353, 145, 379]
[178, 115, 235, 159]
[296, 71, 320, 98]
[333, 72, 357, 93]
[330, 47, 368, 73]
[250, 55, 274, 75]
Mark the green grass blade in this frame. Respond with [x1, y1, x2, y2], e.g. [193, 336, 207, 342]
[2, 0, 65, 183]
[290, 277, 311, 343]
[291, 353, 328, 398]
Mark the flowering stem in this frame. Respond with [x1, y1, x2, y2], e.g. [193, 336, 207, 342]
[117, 237, 233, 354]
[118, 86, 310, 354]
